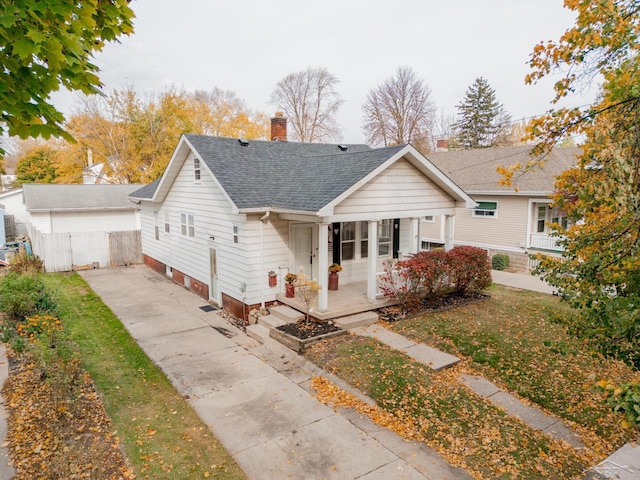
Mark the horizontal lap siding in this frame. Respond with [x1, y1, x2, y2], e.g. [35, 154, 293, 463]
[51, 210, 138, 232]
[421, 217, 444, 243]
[454, 196, 528, 250]
[140, 153, 249, 301]
[244, 216, 290, 305]
[334, 158, 454, 216]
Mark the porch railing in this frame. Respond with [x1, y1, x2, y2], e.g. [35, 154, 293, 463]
[529, 233, 564, 251]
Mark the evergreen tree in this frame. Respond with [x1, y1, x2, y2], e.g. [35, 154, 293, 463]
[453, 77, 512, 148]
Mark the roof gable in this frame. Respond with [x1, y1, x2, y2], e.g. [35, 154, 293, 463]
[130, 135, 476, 214]
[426, 146, 580, 194]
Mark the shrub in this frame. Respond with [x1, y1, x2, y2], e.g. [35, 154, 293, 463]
[596, 380, 640, 427]
[446, 246, 492, 295]
[0, 272, 58, 321]
[492, 253, 510, 271]
[9, 252, 44, 275]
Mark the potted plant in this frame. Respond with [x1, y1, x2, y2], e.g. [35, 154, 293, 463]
[328, 263, 342, 290]
[284, 273, 297, 297]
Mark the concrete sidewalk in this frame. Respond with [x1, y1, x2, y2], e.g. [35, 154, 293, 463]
[81, 266, 470, 480]
[491, 269, 556, 294]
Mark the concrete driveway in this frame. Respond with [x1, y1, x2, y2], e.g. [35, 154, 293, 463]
[80, 266, 470, 480]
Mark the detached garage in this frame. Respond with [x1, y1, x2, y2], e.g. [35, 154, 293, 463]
[23, 184, 144, 272]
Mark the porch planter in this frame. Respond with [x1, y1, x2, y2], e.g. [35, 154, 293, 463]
[270, 323, 347, 353]
[285, 283, 295, 297]
[328, 271, 339, 290]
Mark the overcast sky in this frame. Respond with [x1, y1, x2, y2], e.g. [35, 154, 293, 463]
[52, 0, 596, 144]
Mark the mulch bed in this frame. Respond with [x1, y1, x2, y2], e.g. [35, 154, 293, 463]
[379, 291, 490, 322]
[277, 320, 341, 340]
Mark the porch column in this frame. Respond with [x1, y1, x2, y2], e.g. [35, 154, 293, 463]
[367, 220, 379, 301]
[444, 214, 455, 251]
[318, 222, 329, 312]
[408, 217, 420, 254]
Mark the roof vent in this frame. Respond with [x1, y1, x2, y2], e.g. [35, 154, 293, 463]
[238, 138, 249, 147]
[337, 144, 348, 152]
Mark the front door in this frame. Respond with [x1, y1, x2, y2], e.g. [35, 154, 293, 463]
[209, 247, 219, 304]
[291, 224, 314, 277]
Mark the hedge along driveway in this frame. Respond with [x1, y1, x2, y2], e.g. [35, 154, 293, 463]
[43, 273, 246, 480]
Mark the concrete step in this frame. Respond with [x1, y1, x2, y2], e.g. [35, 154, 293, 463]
[334, 311, 379, 330]
[246, 323, 270, 344]
[268, 305, 304, 324]
[257, 314, 286, 329]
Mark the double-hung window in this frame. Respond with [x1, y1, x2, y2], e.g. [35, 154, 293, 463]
[378, 219, 392, 256]
[181, 213, 195, 237]
[473, 201, 498, 217]
[194, 157, 201, 182]
[341, 222, 356, 261]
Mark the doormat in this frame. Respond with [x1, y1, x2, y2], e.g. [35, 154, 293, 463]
[199, 305, 220, 312]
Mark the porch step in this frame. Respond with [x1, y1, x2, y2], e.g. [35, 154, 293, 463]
[268, 305, 304, 324]
[258, 314, 286, 329]
[334, 311, 379, 330]
[246, 323, 270, 344]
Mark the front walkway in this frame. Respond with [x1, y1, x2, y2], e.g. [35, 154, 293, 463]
[81, 266, 471, 480]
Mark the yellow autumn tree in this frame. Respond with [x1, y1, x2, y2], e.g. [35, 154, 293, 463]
[61, 86, 268, 184]
[526, 0, 640, 371]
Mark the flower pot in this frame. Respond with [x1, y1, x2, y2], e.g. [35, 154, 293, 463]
[285, 283, 295, 298]
[328, 271, 339, 290]
[268, 273, 277, 287]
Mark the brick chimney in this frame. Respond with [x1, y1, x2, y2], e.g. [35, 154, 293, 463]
[435, 139, 449, 152]
[271, 112, 287, 141]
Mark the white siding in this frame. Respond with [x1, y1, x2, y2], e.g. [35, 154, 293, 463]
[30, 211, 52, 233]
[140, 153, 258, 304]
[50, 210, 138, 233]
[334, 158, 454, 216]
[243, 215, 290, 305]
[0, 190, 29, 236]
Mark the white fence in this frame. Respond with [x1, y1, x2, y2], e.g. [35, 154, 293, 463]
[529, 233, 564, 251]
[29, 227, 142, 272]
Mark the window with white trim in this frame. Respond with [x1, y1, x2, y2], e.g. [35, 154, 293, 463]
[232, 224, 239, 244]
[164, 212, 170, 233]
[193, 157, 201, 182]
[153, 211, 159, 240]
[473, 201, 498, 217]
[360, 222, 369, 258]
[180, 213, 195, 237]
[341, 222, 356, 261]
[424, 215, 435, 223]
[378, 219, 392, 256]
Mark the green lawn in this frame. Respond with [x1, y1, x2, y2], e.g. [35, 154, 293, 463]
[43, 273, 246, 480]
[305, 285, 639, 479]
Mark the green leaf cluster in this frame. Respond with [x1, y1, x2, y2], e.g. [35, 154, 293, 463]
[0, 0, 134, 150]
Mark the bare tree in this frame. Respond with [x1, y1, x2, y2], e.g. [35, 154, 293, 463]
[270, 67, 344, 142]
[362, 66, 436, 153]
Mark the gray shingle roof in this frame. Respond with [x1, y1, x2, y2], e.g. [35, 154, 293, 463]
[425, 146, 580, 193]
[23, 184, 144, 211]
[131, 135, 410, 212]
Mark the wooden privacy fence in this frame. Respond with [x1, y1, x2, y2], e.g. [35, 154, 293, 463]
[28, 227, 142, 272]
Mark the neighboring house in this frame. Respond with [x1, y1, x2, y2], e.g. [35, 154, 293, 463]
[23, 184, 144, 272]
[130, 115, 476, 320]
[1, 174, 16, 191]
[422, 146, 579, 270]
[0, 188, 28, 238]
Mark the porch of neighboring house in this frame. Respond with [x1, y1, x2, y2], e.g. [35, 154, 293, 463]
[275, 280, 394, 321]
[527, 201, 567, 253]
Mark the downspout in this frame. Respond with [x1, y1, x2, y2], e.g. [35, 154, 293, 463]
[259, 211, 270, 308]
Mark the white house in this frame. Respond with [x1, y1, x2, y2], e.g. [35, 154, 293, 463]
[23, 184, 144, 271]
[130, 115, 476, 321]
[422, 146, 579, 270]
[0, 188, 29, 238]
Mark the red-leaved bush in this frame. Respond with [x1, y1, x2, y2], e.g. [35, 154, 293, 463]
[378, 246, 491, 314]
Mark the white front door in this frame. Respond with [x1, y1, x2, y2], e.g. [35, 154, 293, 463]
[291, 224, 314, 277]
[209, 247, 219, 304]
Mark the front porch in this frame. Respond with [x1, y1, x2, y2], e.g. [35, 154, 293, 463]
[275, 280, 394, 321]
